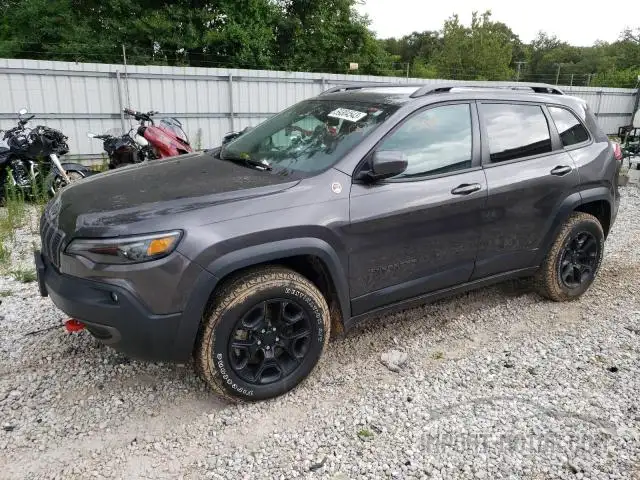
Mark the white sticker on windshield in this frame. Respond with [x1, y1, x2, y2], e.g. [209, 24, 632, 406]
[328, 108, 367, 123]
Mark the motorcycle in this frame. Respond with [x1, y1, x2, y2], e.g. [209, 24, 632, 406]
[0, 109, 90, 198]
[89, 109, 192, 169]
[87, 129, 153, 170]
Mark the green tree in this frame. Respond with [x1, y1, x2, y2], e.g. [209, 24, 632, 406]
[273, 0, 388, 73]
[434, 11, 513, 80]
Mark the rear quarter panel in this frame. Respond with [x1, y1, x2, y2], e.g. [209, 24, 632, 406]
[568, 141, 617, 196]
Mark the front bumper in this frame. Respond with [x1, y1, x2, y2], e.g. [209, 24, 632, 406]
[35, 250, 186, 361]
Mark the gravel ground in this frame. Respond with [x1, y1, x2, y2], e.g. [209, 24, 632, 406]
[1, 187, 639, 480]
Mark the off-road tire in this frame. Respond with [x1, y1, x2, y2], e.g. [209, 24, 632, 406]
[535, 212, 604, 302]
[195, 266, 331, 402]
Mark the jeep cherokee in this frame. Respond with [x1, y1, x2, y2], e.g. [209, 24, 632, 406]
[35, 82, 621, 401]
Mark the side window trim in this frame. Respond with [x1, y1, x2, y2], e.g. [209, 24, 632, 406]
[546, 103, 593, 151]
[540, 104, 563, 151]
[478, 100, 558, 167]
[353, 100, 481, 183]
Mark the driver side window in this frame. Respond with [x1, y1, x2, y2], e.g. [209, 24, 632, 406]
[378, 103, 473, 178]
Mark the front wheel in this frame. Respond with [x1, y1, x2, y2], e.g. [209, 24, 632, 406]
[46, 170, 84, 195]
[195, 267, 331, 402]
[535, 212, 604, 301]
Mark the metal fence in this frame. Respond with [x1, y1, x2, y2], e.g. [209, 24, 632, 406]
[1, 58, 638, 160]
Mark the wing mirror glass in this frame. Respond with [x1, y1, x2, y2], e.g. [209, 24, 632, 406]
[18, 108, 28, 116]
[87, 132, 97, 138]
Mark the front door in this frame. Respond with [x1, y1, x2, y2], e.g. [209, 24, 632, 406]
[347, 102, 488, 316]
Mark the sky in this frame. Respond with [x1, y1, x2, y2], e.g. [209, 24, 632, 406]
[356, 0, 640, 46]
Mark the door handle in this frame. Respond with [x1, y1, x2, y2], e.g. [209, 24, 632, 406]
[550, 165, 573, 176]
[451, 183, 482, 195]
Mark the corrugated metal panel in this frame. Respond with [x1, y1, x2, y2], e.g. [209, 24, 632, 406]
[1, 59, 637, 156]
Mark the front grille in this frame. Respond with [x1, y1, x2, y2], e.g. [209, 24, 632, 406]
[40, 214, 64, 269]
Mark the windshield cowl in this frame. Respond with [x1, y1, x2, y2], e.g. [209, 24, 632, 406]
[220, 148, 272, 171]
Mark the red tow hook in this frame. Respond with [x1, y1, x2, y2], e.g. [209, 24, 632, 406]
[64, 319, 85, 333]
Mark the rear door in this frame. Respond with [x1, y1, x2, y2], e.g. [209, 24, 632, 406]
[347, 102, 488, 315]
[472, 101, 580, 279]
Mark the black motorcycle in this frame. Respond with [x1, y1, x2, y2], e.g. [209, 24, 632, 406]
[87, 126, 160, 170]
[87, 130, 151, 169]
[0, 109, 90, 198]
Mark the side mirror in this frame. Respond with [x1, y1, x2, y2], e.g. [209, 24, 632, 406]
[633, 109, 640, 129]
[18, 108, 28, 116]
[358, 151, 408, 182]
[87, 132, 97, 138]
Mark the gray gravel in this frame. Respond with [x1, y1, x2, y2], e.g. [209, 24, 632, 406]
[1, 187, 639, 480]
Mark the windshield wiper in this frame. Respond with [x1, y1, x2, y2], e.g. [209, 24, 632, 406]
[220, 148, 272, 171]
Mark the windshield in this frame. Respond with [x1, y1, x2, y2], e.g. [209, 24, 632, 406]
[159, 117, 189, 144]
[221, 100, 398, 173]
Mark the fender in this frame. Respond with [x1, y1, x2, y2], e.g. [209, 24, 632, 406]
[59, 162, 93, 177]
[171, 238, 350, 361]
[534, 186, 612, 265]
[207, 237, 350, 320]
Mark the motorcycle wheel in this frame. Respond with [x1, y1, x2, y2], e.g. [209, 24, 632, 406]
[46, 170, 84, 196]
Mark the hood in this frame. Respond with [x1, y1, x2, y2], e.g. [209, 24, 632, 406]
[54, 151, 301, 236]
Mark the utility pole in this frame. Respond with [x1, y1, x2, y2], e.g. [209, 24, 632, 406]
[122, 45, 132, 126]
[570, 73, 574, 86]
[514, 61, 527, 82]
[555, 64, 562, 85]
[406, 62, 410, 81]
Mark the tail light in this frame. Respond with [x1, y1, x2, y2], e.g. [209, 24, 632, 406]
[613, 142, 623, 162]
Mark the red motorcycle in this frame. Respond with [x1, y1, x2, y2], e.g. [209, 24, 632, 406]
[124, 108, 193, 159]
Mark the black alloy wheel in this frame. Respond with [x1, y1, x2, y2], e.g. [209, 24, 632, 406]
[227, 299, 313, 385]
[557, 231, 599, 289]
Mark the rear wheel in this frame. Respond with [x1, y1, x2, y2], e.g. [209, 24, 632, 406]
[195, 267, 331, 402]
[535, 212, 604, 301]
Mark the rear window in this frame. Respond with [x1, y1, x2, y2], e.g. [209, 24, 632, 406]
[548, 106, 590, 147]
[480, 104, 552, 162]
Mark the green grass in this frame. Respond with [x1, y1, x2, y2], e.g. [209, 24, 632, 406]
[0, 243, 10, 267]
[432, 351, 445, 360]
[0, 166, 51, 269]
[357, 429, 374, 439]
[0, 289, 12, 297]
[10, 268, 37, 283]
[1, 181, 28, 237]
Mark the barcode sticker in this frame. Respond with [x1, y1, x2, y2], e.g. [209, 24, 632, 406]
[328, 108, 367, 122]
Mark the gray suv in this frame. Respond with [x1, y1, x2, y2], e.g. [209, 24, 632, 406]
[35, 82, 621, 401]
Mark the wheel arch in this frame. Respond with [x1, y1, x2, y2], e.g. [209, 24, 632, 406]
[172, 238, 350, 360]
[535, 187, 612, 266]
[60, 162, 92, 176]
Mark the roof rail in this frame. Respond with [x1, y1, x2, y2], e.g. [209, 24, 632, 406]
[319, 83, 425, 95]
[409, 82, 565, 98]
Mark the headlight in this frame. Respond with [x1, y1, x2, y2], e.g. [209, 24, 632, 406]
[66, 231, 182, 264]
